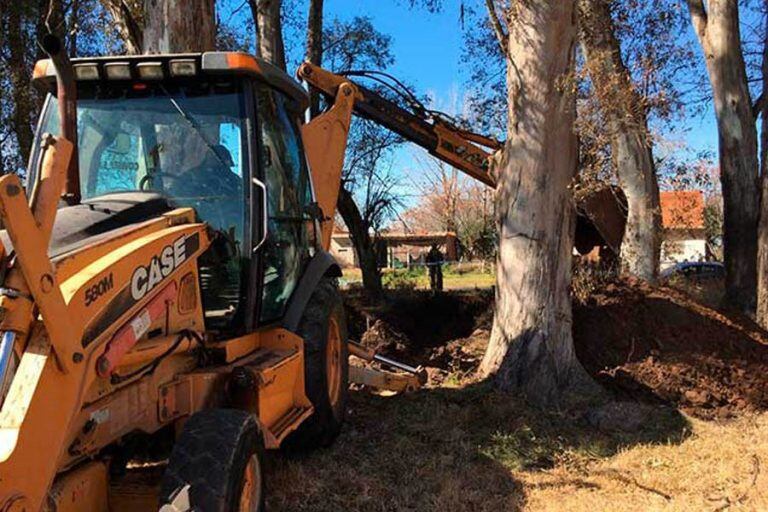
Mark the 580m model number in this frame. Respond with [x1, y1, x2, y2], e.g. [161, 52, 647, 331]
[85, 273, 114, 306]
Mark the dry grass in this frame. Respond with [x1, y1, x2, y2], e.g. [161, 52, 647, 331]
[268, 277, 768, 511]
[265, 381, 762, 512]
[523, 414, 768, 511]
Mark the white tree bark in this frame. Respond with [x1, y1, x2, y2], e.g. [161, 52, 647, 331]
[578, 0, 661, 281]
[250, 0, 286, 70]
[478, 0, 598, 404]
[101, 0, 143, 54]
[686, 0, 759, 312]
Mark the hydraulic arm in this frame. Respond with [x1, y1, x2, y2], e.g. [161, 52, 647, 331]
[297, 63, 503, 251]
[297, 63, 502, 188]
[298, 62, 626, 258]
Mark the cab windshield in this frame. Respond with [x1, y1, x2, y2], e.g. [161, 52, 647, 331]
[34, 80, 249, 332]
[36, 81, 247, 241]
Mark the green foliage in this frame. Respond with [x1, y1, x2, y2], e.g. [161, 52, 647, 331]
[382, 267, 425, 290]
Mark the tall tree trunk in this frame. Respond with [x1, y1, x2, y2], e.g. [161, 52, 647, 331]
[478, 1, 598, 404]
[7, 5, 35, 168]
[337, 187, 384, 302]
[102, 0, 143, 54]
[143, 0, 215, 53]
[306, 0, 323, 117]
[250, 0, 286, 70]
[578, 0, 660, 281]
[756, 7, 768, 328]
[687, 0, 759, 312]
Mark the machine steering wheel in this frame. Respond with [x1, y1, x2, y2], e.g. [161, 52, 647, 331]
[139, 172, 176, 191]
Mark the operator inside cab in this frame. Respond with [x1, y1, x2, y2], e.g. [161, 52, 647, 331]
[33, 79, 248, 331]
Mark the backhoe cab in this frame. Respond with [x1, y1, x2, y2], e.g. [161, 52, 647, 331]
[28, 52, 318, 334]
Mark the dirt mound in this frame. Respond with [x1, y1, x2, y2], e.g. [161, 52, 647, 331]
[573, 280, 768, 419]
[345, 280, 768, 419]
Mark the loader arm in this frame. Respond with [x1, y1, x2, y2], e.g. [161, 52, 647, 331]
[297, 63, 502, 250]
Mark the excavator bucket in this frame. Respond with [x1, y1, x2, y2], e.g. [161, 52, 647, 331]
[575, 186, 627, 256]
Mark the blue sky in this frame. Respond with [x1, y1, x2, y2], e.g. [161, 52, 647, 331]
[312, 1, 724, 165]
[218, 0, 740, 199]
[318, 1, 472, 204]
[325, 1, 467, 99]
[220, 0, 735, 159]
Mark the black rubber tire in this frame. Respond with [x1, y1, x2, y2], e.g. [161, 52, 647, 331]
[286, 276, 349, 450]
[159, 409, 265, 511]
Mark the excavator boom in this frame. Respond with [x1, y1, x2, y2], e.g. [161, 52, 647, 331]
[297, 63, 501, 188]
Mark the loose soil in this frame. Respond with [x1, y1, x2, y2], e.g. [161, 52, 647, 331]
[345, 279, 768, 420]
[267, 281, 768, 511]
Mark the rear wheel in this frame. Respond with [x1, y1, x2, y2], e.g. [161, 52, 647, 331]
[159, 409, 264, 511]
[287, 277, 349, 449]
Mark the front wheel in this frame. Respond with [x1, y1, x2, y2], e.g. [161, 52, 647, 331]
[286, 277, 349, 450]
[159, 409, 265, 511]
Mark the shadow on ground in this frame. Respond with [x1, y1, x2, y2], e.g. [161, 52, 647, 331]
[265, 381, 690, 512]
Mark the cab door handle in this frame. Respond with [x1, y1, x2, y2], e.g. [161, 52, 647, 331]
[252, 177, 268, 253]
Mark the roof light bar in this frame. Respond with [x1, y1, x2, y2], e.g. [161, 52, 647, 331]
[169, 59, 197, 77]
[73, 64, 99, 81]
[137, 62, 164, 80]
[104, 62, 131, 80]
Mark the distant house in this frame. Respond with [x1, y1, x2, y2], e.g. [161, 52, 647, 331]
[330, 229, 459, 269]
[660, 190, 707, 268]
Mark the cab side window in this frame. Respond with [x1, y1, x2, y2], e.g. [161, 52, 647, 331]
[257, 87, 313, 323]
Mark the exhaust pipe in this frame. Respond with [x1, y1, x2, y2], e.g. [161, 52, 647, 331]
[40, 34, 80, 205]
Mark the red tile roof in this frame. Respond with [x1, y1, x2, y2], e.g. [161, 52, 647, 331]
[660, 191, 705, 230]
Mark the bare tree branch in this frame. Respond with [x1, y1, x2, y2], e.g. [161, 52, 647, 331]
[685, 0, 708, 43]
[102, 0, 143, 54]
[484, 0, 508, 55]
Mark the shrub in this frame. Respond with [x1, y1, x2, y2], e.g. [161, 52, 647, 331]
[382, 268, 423, 290]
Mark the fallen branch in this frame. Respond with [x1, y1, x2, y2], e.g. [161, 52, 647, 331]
[711, 454, 760, 512]
[599, 469, 672, 501]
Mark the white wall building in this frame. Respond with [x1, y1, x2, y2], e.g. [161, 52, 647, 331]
[659, 190, 708, 269]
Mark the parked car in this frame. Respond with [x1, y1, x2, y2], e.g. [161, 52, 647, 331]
[660, 261, 725, 280]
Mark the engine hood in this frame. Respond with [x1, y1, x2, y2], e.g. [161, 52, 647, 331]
[0, 192, 174, 259]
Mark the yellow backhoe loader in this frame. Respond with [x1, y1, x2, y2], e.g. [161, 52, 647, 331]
[0, 36, 505, 511]
[0, 36, 623, 510]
